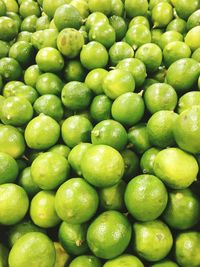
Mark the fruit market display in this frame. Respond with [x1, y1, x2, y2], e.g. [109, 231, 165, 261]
[0, 0, 200, 266]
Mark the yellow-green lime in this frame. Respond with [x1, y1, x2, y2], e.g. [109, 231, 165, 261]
[159, 31, 183, 50]
[140, 147, 160, 175]
[0, 40, 10, 59]
[170, 0, 199, 19]
[125, 0, 148, 18]
[36, 15, 50, 31]
[42, 0, 71, 18]
[19, 0, 40, 18]
[64, 59, 87, 82]
[88, 0, 112, 16]
[121, 149, 140, 181]
[103, 254, 144, 267]
[48, 144, 70, 159]
[0, 57, 22, 81]
[0, 16, 18, 41]
[20, 15, 38, 33]
[0, 0, 6, 16]
[129, 16, 150, 29]
[24, 64, 42, 88]
[192, 48, 200, 62]
[85, 12, 109, 31]
[150, 260, 179, 267]
[166, 18, 187, 34]
[54, 242, 71, 267]
[152, 2, 173, 28]
[90, 95, 112, 122]
[185, 26, 200, 51]
[0, 152, 18, 184]
[36, 72, 63, 96]
[109, 42, 134, 66]
[8, 84, 38, 104]
[109, 15, 127, 41]
[31, 29, 58, 50]
[69, 255, 102, 267]
[177, 91, 200, 113]
[85, 68, 108, 95]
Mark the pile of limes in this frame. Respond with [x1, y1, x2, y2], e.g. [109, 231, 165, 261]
[0, 0, 200, 266]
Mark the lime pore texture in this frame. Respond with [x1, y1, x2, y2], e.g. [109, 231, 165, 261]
[0, 0, 200, 267]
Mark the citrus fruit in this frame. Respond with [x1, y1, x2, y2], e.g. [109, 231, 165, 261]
[0, 124, 25, 158]
[55, 178, 99, 224]
[36, 15, 50, 31]
[166, 17, 187, 33]
[192, 48, 200, 62]
[152, 2, 173, 28]
[68, 143, 93, 176]
[103, 254, 144, 267]
[153, 147, 199, 189]
[102, 69, 135, 99]
[159, 30, 183, 50]
[186, 9, 200, 30]
[121, 149, 140, 181]
[0, 0, 6, 16]
[0, 16, 18, 41]
[170, 0, 199, 19]
[0, 152, 18, 184]
[31, 29, 58, 50]
[8, 84, 38, 104]
[109, 42, 134, 66]
[109, 15, 127, 41]
[24, 64, 43, 88]
[3, 0, 18, 13]
[0, 57, 22, 81]
[175, 232, 200, 267]
[88, 0, 112, 16]
[1, 96, 33, 126]
[61, 81, 93, 111]
[163, 188, 200, 230]
[20, 15, 38, 32]
[58, 221, 89, 256]
[64, 59, 87, 82]
[54, 242, 70, 267]
[42, 0, 71, 18]
[144, 83, 177, 114]
[80, 41, 108, 70]
[57, 28, 84, 58]
[111, 92, 144, 127]
[110, 0, 124, 16]
[125, 174, 168, 221]
[8, 232, 56, 267]
[125, 0, 148, 18]
[19, 0, 40, 18]
[91, 119, 128, 151]
[185, 26, 200, 51]
[85, 69, 108, 95]
[48, 144, 70, 159]
[151, 28, 163, 46]
[81, 144, 124, 187]
[69, 255, 102, 267]
[30, 191, 61, 228]
[140, 147, 160, 175]
[150, 260, 179, 267]
[0, 40, 10, 58]
[90, 95, 112, 122]
[61, 115, 93, 148]
[0, 183, 29, 225]
[36, 72, 63, 96]
[87, 210, 132, 259]
[133, 220, 173, 262]
[177, 91, 200, 113]
[31, 151, 70, 190]
[16, 31, 32, 42]
[70, 0, 90, 19]
[129, 15, 150, 29]
[99, 180, 126, 211]
[85, 12, 109, 31]
[173, 106, 200, 153]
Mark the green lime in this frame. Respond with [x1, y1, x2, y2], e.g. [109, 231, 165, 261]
[55, 178, 99, 223]
[103, 69, 135, 99]
[6, 11, 21, 30]
[111, 92, 145, 127]
[2, 81, 23, 98]
[16, 31, 32, 42]
[0, 184, 28, 225]
[152, 2, 173, 28]
[48, 144, 70, 159]
[149, 0, 170, 10]
[31, 151, 70, 190]
[109, 15, 127, 41]
[133, 220, 173, 262]
[192, 48, 200, 62]
[90, 94, 112, 122]
[177, 91, 200, 113]
[0, 57, 22, 81]
[175, 232, 200, 267]
[3, 0, 18, 12]
[69, 255, 102, 267]
[61, 115, 93, 148]
[140, 147, 160, 175]
[163, 41, 191, 67]
[7, 220, 46, 248]
[153, 147, 198, 189]
[31, 29, 58, 50]
[159, 30, 183, 49]
[36, 72, 63, 96]
[187, 10, 200, 30]
[103, 254, 144, 267]
[0, 40, 10, 59]
[54, 4, 82, 31]
[33, 94, 64, 121]
[144, 82, 178, 114]
[135, 43, 162, 73]
[91, 119, 127, 151]
[58, 221, 89, 256]
[0, 152, 18, 184]
[109, 42, 134, 66]
[116, 58, 147, 88]
[81, 144, 124, 187]
[125, 24, 151, 50]
[30, 191, 61, 228]
[89, 23, 116, 49]
[121, 149, 139, 181]
[166, 18, 187, 34]
[85, 68, 108, 95]
[110, 0, 124, 16]
[151, 29, 164, 46]
[185, 26, 200, 51]
[0, 0, 6, 16]
[24, 64, 42, 88]
[163, 188, 200, 230]
[63, 59, 87, 82]
[87, 210, 131, 259]
[99, 180, 126, 211]
[20, 15, 38, 32]
[0, 124, 25, 158]
[147, 110, 178, 148]
[70, 0, 89, 19]
[57, 28, 84, 58]
[128, 123, 151, 154]
[36, 47, 64, 73]
[42, 0, 71, 18]
[0, 16, 18, 41]
[150, 67, 166, 83]
[129, 16, 150, 29]
[19, 0, 40, 18]
[36, 14, 50, 30]
[88, 0, 112, 16]
[80, 41, 109, 70]
[9, 84, 38, 104]
[125, 174, 168, 221]
[68, 143, 93, 176]
[170, 0, 199, 19]
[125, 0, 148, 18]
[1, 96, 33, 126]
[18, 167, 40, 197]
[150, 260, 179, 267]
[25, 114, 60, 150]
[85, 12, 109, 31]
[8, 232, 56, 267]
[61, 81, 92, 111]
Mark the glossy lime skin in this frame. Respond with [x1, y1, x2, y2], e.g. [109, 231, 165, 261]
[103, 254, 144, 267]
[69, 255, 102, 267]
[0, 152, 18, 184]
[90, 95, 112, 122]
